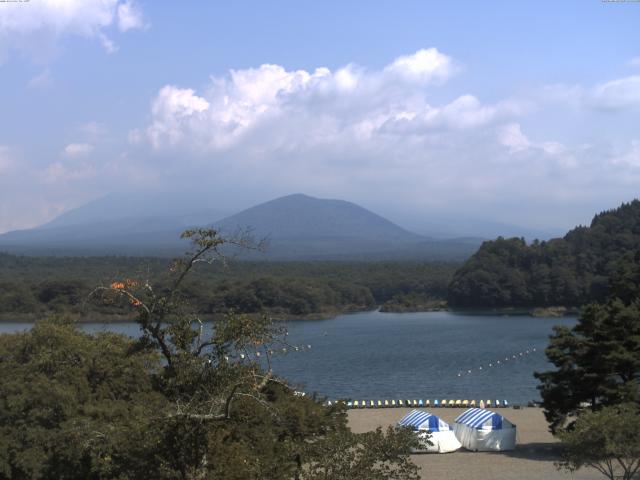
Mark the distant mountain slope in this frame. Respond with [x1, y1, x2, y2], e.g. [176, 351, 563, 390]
[407, 216, 562, 241]
[213, 194, 482, 260]
[216, 193, 422, 242]
[0, 192, 480, 260]
[448, 200, 640, 308]
[0, 191, 228, 256]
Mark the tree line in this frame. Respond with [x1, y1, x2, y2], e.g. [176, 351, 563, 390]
[0, 254, 456, 320]
[448, 200, 640, 308]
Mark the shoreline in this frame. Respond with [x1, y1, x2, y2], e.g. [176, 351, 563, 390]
[0, 304, 579, 323]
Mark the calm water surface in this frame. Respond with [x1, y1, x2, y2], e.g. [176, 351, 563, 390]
[0, 311, 576, 404]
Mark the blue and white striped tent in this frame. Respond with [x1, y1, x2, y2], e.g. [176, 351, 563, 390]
[453, 408, 516, 451]
[455, 408, 506, 430]
[397, 410, 461, 453]
[398, 409, 452, 432]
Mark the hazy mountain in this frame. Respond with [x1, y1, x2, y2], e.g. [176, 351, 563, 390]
[0, 192, 481, 259]
[216, 194, 421, 242]
[0, 191, 229, 256]
[39, 191, 229, 230]
[395, 215, 563, 241]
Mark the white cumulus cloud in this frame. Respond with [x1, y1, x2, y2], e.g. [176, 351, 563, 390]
[0, 0, 147, 61]
[139, 49, 520, 154]
[116, 0, 146, 32]
[384, 48, 456, 84]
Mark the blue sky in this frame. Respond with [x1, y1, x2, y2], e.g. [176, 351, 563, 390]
[1, 0, 639, 234]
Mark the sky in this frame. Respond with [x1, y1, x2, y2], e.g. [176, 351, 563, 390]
[1, 0, 640, 234]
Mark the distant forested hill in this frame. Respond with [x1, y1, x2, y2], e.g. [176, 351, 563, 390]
[448, 200, 640, 308]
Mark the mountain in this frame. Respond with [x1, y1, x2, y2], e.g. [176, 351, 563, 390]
[216, 193, 420, 243]
[213, 193, 479, 260]
[0, 191, 229, 256]
[407, 217, 563, 241]
[448, 200, 640, 308]
[38, 191, 228, 231]
[0, 193, 481, 260]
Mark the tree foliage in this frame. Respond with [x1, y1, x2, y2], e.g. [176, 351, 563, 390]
[0, 316, 165, 479]
[535, 252, 640, 433]
[449, 200, 640, 308]
[557, 404, 640, 480]
[0, 228, 419, 479]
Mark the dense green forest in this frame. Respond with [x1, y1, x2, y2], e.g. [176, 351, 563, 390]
[448, 200, 640, 308]
[0, 253, 457, 320]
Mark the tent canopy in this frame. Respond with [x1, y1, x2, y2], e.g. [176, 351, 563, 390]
[397, 409, 453, 432]
[454, 408, 513, 430]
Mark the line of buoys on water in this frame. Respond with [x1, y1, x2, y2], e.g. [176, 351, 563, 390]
[221, 344, 312, 363]
[456, 347, 538, 378]
[332, 398, 510, 409]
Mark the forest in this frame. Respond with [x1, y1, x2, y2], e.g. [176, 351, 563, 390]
[448, 200, 640, 308]
[0, 253, 457, 320]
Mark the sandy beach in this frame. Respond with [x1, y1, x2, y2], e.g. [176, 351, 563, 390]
[348, 407, 600, 480]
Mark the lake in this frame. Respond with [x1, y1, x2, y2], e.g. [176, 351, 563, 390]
[0, 311, 576, 404]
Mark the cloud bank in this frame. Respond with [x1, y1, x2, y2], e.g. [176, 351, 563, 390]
[3, 47, 640, 234]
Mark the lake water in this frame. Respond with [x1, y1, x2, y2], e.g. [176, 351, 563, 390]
[0, 311, 576, 404]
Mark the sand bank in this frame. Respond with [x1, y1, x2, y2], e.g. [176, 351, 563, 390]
[348, 407, 600, 480]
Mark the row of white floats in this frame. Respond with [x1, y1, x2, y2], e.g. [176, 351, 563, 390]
[345, 399, 508, 409]
[457, 347, 538, 377]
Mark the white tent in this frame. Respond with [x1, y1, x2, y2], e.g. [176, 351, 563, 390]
[453, 408, 516, 452]
[397, 409, 462, 453]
